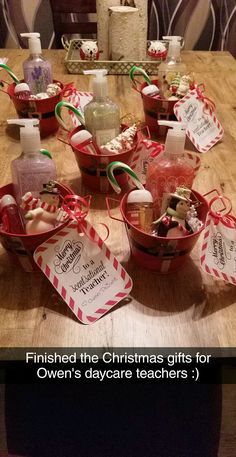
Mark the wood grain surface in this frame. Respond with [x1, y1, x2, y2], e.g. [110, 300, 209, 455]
[0, 49, 236, 347]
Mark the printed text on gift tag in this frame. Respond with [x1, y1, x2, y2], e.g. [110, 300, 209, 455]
[34, 222, 132, 324]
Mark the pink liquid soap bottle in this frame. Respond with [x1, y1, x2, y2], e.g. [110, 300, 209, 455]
[146, 121, 195, 218]
[8, 119, 57, 205]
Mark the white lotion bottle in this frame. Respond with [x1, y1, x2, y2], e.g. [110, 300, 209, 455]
[158, 36, 186, 95]
[83, 69, 120, 147]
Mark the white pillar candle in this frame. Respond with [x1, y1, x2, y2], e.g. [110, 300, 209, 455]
[134, 0, 148, 60]
[96, 0, 120, 60]
[108, 6, 140, 61]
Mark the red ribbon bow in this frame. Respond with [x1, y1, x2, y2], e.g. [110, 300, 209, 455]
[196, 84, 216, 114]
[62, 194, 109, 241]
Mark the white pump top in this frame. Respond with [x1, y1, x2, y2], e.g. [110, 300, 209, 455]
[83, 69, 108, 98]
[7, 119, 41, 154]
[158, 121, 186, 156]
[163, 36, 182, 59]
[20, 32, 42, 55]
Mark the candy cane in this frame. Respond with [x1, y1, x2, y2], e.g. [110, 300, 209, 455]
[0, 63, 20, 84]
[129, 65, 152, 90]
[55, 101, 85, 130]
[106, 161, 144, 194]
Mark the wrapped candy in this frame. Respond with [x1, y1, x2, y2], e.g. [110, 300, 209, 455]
[46, 83, 61, 97]
[35, 92, 49, 100]
[100, 124, 137, 154]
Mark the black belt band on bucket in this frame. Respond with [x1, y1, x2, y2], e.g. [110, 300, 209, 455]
[130, 237, 192, 259]
[144, 108, 176, 120]
[17, 110, 55, 120]
[80, 166, 125, 177]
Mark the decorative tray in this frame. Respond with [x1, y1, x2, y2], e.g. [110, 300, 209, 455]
[63, 38, 162, 75]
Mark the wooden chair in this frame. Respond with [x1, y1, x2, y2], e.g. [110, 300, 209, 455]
[50, 0, 97, 48]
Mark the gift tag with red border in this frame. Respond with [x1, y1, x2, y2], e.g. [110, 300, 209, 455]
[201, 212, 236, 285]
[131, 139, 164, 184]
[34, 221, 132, 324]
[174, 89, 224, 152]
[68, 90, 93, 127]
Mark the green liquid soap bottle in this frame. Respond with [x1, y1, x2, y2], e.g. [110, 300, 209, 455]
[83, 69, 120, 147]
[158, 36, 186, 97]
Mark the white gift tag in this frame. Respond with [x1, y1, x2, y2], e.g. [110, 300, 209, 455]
[174, 89, 224, 153]
[201, 214, 236, 285]
[131, 139, 163, 184]
[34, 221, 132, 324]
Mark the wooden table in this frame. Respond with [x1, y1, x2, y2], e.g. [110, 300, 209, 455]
[0, 49, 236, 347]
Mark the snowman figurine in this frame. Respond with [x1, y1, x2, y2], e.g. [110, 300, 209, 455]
[21, 181, 63, 235]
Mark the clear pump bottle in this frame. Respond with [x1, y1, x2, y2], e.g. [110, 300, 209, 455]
[8, 119, 57, 204]
[158, 36, 186, 96]
[146, 121, 195, 217]
[83, 69, 120, 147]
[20, 32, 52, 94]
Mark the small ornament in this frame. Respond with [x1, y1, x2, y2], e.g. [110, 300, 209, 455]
[186, 205, 203, 232]
[176, 75, 192, 97]
[169, 73, 181, 94]
[147, 41, 167, 60]
[100, 124, 137, 154]
[153, 187, 194, 238]
[79, 40, 100, 61]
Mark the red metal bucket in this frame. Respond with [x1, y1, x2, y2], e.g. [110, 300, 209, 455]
[107, 189, 209, 273]
[67, 125, 140, 193]
[0, 181, 73, 272]
[6, 79, 64, 137]
[140, 80, 177, 137]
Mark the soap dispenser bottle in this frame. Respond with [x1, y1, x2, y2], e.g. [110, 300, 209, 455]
[83, 69, 120, 146]
[20, 32, 52, 94]
[146, 121, 195, 217]
[8, 119, 57, 204]
[158, 36, 186, 96]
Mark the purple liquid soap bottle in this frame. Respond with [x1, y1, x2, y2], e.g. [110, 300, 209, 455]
[20, 32, 52, 95]
[8, 119, 57, 205]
